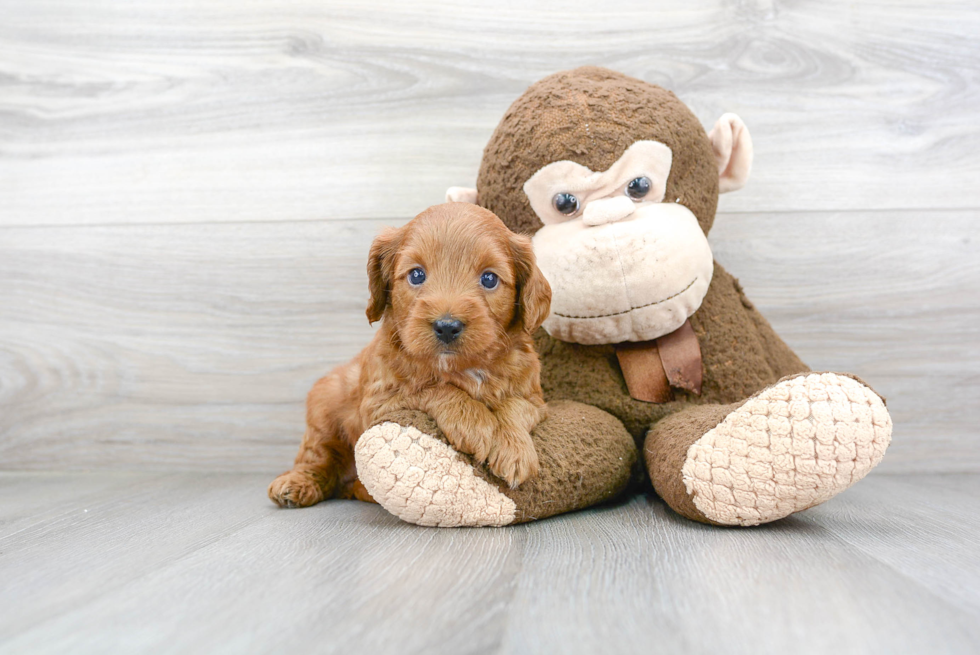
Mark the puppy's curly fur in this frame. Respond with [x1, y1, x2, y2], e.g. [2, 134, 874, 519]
[269, 203, 552, 508]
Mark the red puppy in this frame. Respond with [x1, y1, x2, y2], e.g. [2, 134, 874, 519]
[269, 203, 552, 507]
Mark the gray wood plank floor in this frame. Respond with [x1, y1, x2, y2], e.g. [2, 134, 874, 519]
[1, 472, 977, 655]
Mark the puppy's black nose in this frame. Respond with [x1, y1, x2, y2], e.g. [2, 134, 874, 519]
[433, 318, 465, 344]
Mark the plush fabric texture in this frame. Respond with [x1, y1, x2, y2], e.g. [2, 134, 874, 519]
[521, 140, 672, 226]
[359, 66, 892, 527]
[357, 402, 637, 526]
[474, 67, 889, 525]
[534, 262, 809, 442]
[708, 113, 753, 193]
[531, 202, 714, 345]
[678, 373, 892, 526]
[445, 186, 478, 204]
[581, 195, 636, 227]
[476, 66, 720, 236]
[644, 402, 738, 524]
[355, 419, 518, 527]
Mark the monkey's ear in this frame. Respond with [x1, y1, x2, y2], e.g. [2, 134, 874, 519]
[510, 233, 552, 334]
[445, 187, 478, 204]
[366, 226, 403, 324]
[708, 113, 753, 193]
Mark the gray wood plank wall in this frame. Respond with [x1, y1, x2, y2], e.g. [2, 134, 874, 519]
[1, 0, 978, 473]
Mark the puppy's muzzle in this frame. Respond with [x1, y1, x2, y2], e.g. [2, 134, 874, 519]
[433, 317, 465, 345]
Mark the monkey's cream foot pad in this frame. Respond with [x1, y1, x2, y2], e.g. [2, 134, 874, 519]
[355, 422, 517, 527]
[681, 373, 892, 526]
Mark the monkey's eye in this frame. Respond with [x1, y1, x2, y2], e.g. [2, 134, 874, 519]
[480, 271, 499, 290]
[408, 268, 426, 286]
[626, 176, 652, 200]
[552, 192, 580, 215]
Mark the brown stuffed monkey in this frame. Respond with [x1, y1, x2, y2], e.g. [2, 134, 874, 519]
[354, 67, 892, 527]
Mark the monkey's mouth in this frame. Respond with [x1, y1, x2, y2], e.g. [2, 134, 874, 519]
[550, 278, 698, 320]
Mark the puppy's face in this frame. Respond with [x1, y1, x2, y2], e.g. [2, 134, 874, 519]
[367, 203, 551, 367]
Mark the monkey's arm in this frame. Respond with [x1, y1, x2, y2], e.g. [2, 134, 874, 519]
[354, 400, 637, 527]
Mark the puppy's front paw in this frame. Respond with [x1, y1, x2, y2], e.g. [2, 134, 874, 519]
[445, 422, 496, 465]
[268, 470, 325, 508]
[488, 430, 539, 488]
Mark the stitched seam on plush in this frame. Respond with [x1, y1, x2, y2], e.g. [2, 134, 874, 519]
[608, 221, 638, 336]
[551, 277, 697, 319]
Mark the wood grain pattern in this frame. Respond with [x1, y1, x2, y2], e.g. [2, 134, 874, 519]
[1, 0, 978, 226]
[0, 472, 273, 643]
[794, 473, 980, 615]
[0, 220, 382, 471]
[1, 1, 978, 473]
[1, 210, 976, 473]
[709, 208, 980, 473]
[1, 472, 978, 654]
[502, 478, 980, 654]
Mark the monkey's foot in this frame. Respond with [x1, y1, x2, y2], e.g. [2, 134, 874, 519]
[355, 421, 517, 527]
[678, 372, 892, 526]
[354, 402, 637, 527]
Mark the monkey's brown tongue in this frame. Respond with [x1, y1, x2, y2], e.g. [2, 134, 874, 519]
[614, 319, 703, 403]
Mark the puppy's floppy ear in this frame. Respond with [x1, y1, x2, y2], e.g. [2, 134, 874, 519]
[366, 226, 403, 324]
[509, 233, 552, 333]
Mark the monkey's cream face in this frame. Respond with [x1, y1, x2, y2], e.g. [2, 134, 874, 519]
[523, 141, 714, 345]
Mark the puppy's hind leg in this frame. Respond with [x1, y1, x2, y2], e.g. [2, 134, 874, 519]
[268, 429, 353, 508]
[269, 369, 356, 508]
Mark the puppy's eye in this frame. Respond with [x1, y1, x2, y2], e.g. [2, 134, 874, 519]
[625, 176, 652, 200]
[480, 271, 499, 290]
[407, 268, 426, 286]
[552, 192, 579, 215]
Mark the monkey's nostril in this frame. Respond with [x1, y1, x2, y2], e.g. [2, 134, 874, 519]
[433, 318, 465, 345]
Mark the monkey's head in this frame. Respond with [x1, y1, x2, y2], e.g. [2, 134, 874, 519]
[447, 67, 753, 345]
